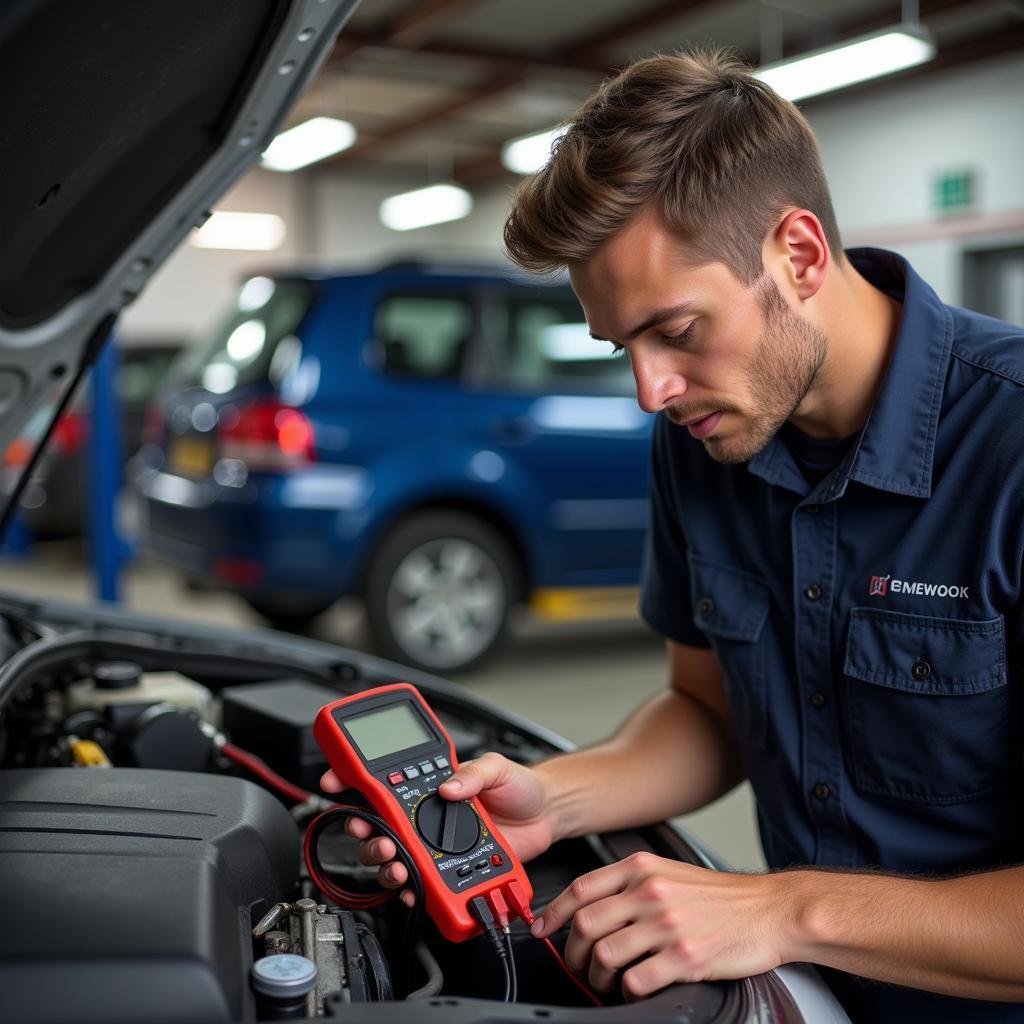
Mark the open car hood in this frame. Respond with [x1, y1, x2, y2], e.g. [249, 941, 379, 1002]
[0, 0, 357, 520]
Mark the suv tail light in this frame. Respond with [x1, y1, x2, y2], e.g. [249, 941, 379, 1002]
[52, 412, 89, 457]
[218, 398, 316, 471]
[142, 400, 164, 446]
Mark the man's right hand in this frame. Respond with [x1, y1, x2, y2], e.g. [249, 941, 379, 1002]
[320, 752, 556, 906]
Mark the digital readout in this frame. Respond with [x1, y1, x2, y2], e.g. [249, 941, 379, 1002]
[343, 703, 434, 760]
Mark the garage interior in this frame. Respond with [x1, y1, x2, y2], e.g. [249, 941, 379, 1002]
[2, 0, 1023, 878]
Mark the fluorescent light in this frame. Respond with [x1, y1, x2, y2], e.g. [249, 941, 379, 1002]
[238, 276, 276, 312]
[379, 184, 473, 231]
[261, 116, 357, 172]
[502, 125, 568, 175]
[191, 212, 286, 251]
[756, 27, 935, 102]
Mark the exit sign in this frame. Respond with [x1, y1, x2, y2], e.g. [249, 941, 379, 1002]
[934, 169, 976, 212]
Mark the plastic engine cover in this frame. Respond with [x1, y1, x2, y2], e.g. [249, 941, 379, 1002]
[0, 768, 298, 1024]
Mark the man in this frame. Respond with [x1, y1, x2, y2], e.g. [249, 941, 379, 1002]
[327, 49, 1024, 1020]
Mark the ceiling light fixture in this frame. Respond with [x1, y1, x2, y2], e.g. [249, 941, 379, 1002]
[190, 212, 286, 251]
[501, 125, 568, 175]
[755, 25, 935, 102]
[261, 116, 357, 172]
[379, 184, 473, 231]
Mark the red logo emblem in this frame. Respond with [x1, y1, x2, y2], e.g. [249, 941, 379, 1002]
[868, 575, 890, 597]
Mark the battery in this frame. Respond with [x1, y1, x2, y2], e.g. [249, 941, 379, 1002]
[220, 679, 342, 792]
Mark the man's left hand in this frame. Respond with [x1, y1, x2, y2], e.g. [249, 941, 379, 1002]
[530, 852, 796, 999]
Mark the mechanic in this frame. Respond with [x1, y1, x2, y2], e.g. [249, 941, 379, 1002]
[325, 49, 1024, 1021]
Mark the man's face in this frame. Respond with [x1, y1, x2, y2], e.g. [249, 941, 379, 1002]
[569, 210, 827, 464]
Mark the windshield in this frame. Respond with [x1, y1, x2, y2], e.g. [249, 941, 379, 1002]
[173, 277, 314, 395]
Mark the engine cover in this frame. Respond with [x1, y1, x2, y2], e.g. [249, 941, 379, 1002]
[0, 768, 298, 1023]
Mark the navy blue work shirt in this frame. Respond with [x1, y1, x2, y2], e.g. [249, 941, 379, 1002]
[640, 248, 1024, 1022]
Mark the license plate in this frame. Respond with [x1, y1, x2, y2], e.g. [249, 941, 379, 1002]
[168, 437, 214, 478]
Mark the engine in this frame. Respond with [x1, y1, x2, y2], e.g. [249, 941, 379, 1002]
[0, 646, 727, 1023]
[0, 768, 297, 1024]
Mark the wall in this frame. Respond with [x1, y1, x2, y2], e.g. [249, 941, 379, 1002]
[121, 49, 1024, 348]
[809, 49, 1024, 304]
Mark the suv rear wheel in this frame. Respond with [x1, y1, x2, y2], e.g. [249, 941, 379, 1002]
[365, 511, 518, 673]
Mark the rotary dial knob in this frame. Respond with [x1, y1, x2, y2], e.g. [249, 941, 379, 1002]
[414, 795, 481, 854]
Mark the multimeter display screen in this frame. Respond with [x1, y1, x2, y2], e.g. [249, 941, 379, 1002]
[344, 703, 434, 760]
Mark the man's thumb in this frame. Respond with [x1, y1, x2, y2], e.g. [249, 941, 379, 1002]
[439, 760, 483, 799]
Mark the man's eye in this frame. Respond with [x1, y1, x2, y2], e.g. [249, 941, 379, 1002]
[661, 323, 696, 346]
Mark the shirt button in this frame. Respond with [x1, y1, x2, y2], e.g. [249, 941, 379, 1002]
[813, 783, 831, 800]
[805, 582, 823, 601]
[698, 597, 714, 617]
[810, 692, 827, 709]
[804, 504, 820, 514]
[912, 659, 932, 680]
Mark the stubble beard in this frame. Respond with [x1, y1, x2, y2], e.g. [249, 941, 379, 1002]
[700, 277, 828, 465]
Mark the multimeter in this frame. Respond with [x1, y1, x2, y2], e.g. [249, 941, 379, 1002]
[312, 683, 533, 943]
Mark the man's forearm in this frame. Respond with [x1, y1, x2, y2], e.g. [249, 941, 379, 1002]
[785, 865, 1024, 1001]
[534, 688, 743, 842]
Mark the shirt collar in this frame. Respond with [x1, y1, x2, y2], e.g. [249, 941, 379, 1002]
[747, 247, 953, 501]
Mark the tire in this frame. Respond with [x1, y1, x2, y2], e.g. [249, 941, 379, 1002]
[243, 594, 335, 633]
[364, 511, 519, 674]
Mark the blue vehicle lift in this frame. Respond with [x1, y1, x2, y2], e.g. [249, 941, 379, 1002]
[88, 335, 127, 602]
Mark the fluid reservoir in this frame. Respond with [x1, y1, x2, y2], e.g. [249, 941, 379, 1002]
[65, 661, 213, 719]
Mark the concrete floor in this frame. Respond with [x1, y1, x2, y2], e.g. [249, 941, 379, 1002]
[0, 542, 765, 871]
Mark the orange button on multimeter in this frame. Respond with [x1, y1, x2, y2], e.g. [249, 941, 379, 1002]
[312, 683, 533, 943]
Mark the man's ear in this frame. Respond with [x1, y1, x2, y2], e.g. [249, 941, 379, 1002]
[766, 209, 829, 301]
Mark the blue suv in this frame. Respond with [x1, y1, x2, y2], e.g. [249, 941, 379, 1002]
[137, 262, 653, 671]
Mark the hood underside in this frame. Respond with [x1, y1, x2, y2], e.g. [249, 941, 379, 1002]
[0, 0, 356, 495]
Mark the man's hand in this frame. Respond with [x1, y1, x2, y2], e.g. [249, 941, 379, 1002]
[531, 852, 794, 999]
[320, 752, 556, 905]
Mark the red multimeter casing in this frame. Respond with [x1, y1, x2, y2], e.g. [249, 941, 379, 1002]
[313, 683, 533, 942]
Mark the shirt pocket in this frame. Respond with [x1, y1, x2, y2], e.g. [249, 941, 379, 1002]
[843, 608, 1009, 804]
[688, 553, 772, 749]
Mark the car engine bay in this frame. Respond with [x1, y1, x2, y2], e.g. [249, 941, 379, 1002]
[0, 600, 764, 1024]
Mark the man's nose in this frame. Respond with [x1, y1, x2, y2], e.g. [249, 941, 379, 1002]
[632, 355, 687, 414]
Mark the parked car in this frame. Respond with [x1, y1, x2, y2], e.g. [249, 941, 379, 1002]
[1, 343, 181, 538]
[136, 265, 654, 672]
[0, 2, 848, 1021]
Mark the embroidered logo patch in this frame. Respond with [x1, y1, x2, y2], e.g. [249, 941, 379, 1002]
[868, 574, 969, 599]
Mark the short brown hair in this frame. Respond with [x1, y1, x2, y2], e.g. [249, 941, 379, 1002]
[504, 48, 843, 284]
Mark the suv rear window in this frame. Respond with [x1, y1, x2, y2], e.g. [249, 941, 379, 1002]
[374, 294, 472, 380]
[175, 277, 314, 394]
[489, 292, 634, 395]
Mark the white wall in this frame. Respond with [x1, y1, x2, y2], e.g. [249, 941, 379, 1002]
[310, 174, 511, 265]
[808, 50, 1024, 304]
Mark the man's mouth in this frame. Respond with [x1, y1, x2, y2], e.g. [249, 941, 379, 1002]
[679, 410, 724, 439]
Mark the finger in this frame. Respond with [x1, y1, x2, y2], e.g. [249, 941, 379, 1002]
[356, 837, 396, 867]
[438, 752, 515, 801]
[533, 861, 633, 938]
[320, 770, 343, 793]
[586, 920, 660, 993]
[378, 862, 409, 889]
[620, 947, 693, 1001]
[438, 758, 480, 799]
[343, 817, 373, 840]
[562, 893, 634, 974]
[399, 889, 417, 908]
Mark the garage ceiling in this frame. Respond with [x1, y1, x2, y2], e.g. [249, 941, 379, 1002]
[288, 0, 1024, 187]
